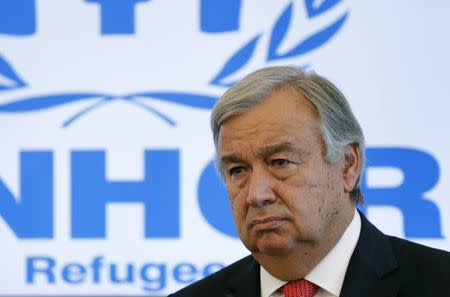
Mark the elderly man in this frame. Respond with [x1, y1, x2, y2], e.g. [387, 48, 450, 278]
[169, 66, 450, 297]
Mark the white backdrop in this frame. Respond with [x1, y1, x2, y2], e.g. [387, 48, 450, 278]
[1, 0, 449, 295]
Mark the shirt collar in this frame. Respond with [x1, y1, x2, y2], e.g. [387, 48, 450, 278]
[260, 209, 361, 297]
[260, 267, 287, 297]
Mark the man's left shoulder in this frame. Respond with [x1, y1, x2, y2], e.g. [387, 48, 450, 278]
[388, 235, 450, 269]
[387, 234, 450, 289]
[353, 214, 450, 295]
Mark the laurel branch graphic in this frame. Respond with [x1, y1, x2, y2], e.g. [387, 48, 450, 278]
[0, 0, 347, 128]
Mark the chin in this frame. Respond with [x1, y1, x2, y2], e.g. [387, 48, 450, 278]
[252, 239, 295, 256]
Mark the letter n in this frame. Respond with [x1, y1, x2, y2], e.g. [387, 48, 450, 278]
[0, 152, 53, 238]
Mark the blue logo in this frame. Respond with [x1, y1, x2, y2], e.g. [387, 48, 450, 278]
[0, 0, 348, 125]
[0, 0, 442, 244]
[0, 1, 445, 294]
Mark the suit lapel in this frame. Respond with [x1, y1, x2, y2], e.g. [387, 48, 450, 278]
[227, 255, 261, 297]
[340, 212, 400, 297]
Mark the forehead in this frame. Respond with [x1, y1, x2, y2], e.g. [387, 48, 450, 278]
[218, 87, 321, 155]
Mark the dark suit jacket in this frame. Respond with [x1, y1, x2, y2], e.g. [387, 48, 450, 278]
[169, 213, 450, 297]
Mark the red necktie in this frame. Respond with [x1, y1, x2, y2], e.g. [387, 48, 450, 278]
[282, 279, 318, 297]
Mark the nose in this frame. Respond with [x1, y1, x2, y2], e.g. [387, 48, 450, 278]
[246, 167, 277, 207]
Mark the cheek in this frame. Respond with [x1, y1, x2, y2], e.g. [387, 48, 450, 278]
[285, 170, 330, 217]
[311, 170, 344, 219]
[227, 184, 240, 207]
[287, 170, 323, 199]
[228, 187, 247, 224]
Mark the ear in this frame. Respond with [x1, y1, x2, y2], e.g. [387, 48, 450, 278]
[342, 144, 360, 194]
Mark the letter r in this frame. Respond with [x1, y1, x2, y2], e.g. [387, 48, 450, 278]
[360, 148, 442, 238]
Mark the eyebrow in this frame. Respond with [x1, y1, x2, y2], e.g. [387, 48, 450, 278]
[259, 142, 302, 159]
[220, 154, 245, 166]
[220, 142, 303, 166]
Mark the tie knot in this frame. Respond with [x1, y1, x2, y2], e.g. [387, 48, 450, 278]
[282, 279, 318, 297]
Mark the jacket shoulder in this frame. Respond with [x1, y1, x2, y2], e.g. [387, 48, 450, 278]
[388, 235, 450, 270]
[388, 235, 450, 294]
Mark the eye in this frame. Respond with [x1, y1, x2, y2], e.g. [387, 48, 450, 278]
[229, 166, 245, 177]
[271, 159, 290, 167]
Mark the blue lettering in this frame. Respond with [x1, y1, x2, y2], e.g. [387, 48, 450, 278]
[110, 263, 134, 283]
[0, 0, 36, 35]
[200, 0, 241, 33]
[91, 256, 104, 283]
[71, 150, 180, 238]
[173, 263, 197, 284]
[26, 256, 225, 291]
[26, 256, 56, 283]
[0, 152, 53, 238]
[62, 263, 87, 284]
[360, 148, 442, 238]
[85, 0, 150, 34]
[1, 148, 441, 240]
[140, 263, 166, 292]
[198, 160, 238, 238]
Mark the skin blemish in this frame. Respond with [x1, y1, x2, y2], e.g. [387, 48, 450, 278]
[217, 86, 356, 270]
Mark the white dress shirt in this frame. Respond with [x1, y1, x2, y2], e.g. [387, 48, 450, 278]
[260, 209, 361, 297]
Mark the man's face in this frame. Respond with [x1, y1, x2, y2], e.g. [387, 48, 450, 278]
[218, 87, 356, 258]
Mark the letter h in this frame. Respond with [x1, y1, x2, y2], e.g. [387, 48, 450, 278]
[0, 0, 36, 35]
[71, 150, 180, 238]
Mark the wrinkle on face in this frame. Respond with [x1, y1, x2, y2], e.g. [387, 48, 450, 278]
[217, 86, 356, 274]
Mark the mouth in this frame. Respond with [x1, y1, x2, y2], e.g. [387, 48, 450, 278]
[250, 217, 286, 232]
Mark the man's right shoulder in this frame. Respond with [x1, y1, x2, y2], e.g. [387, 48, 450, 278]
[168, 255, 257, 297]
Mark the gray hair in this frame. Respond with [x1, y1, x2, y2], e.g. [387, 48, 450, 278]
[211, 66, 365, 204]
